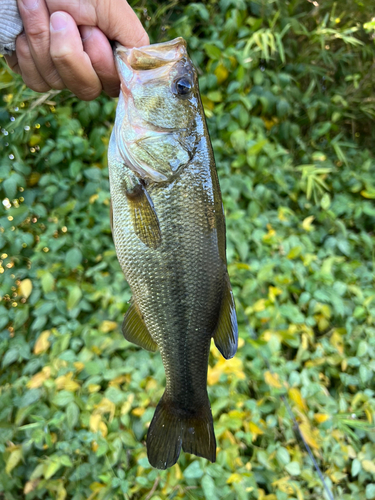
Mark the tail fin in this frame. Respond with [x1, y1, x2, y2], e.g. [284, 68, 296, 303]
[147, 394, 216, 469]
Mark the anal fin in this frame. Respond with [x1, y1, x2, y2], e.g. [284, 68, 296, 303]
[126, 183, 161, 249]
[213, 274, 238, 359]
[122, 300, 158, 352]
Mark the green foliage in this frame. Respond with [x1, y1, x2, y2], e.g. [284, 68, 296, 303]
[1, 1, 375, 499]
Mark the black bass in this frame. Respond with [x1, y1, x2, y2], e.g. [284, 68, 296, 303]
[108, 37, 238, 469]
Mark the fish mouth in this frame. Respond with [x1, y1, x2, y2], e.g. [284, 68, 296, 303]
[115, 37, 187, 71]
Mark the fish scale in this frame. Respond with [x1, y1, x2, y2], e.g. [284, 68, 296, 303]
[108, 37, 238, 469]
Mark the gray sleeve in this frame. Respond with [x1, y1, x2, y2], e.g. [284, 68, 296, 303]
[0, 0, 24, 55]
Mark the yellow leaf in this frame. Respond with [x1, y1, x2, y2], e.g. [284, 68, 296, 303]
[365, 408, 373, 424]
[95, 398, 115, 421]
[362, 460, 375, 474]
[214, 63, 229, 84]
[330, 330, 343, 354]
[227, 473, 242, 484]
[90, 414, 101, 433]
[361, 190, 375, 199]
[89, 194, 99, 203]
[29, 134, 41, 146]
[132, 407, 145, 417]
[88, 384, 101, 393]
[201, 95, 215, 111]
[6, 448, 22, 475]
[222, 357, 246, 380]
[99, 421, 108, 437]
[109, 375, 127, 387]
[174, 463, 182, 480]
[24, 480, 39, 495]
[121, 394, 135, 415]
[18, 279, 32, 299]
[207, 365, 221, 385]
[99, 320, 118, 333]
[55, 372, 80, 392]
[34, 330, 51, 354]
[27, 367, 51, 389]
[145, 377, 157, 391]
[248, 421, 264, 440]
[299, 422, 320, 449]
[29, 172, 40, 186]
[74, 362, 85, 372]
[287, 246, 302, 259]
[91, 441, 98, 452]
[268, 286, 282, 302]
[288, 388, 307, 412]
[314, 413, 330, 424]
[302, 216, 315, 231]
[264, 370, 282, 389]
[89, 482, 105, 493]
[222, 429, 236, 444]
[253, 299, 266, 312]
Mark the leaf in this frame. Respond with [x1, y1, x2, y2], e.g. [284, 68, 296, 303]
[52, 391, 74, 407]
[276, 447, 291, 466]
[18, 279, 32, 298]
[34, 330, 51, 354]
[65, 248, 82, 269]
[204, 43, 222, 59]
[18, 389, 41, 408]
[288, 388, 307, 412]
[285, 461, 301, 476]
[362, 461, 375, 474]
[302, 216, 314, 231]
[183, 461, 204, 479]
[41, 272, 55, 293]
[67, 285, 82, 310]
[202, 475, 216, 500]
[226, 473, 242, 484]
[2, 348, 19, 368]
[66, 401, 80, 429]
[247, 138, 267, 156]
[299, 422, 320, 449]
[99, 320, 118, 333]
[264, 370, 282, 389]
[44, 457, 63, 480]
[6, 448, 22, 475]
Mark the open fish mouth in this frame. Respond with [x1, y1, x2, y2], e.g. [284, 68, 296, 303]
[115, 37, 187, 71]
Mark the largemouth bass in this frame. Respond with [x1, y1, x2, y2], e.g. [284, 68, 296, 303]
[108, 37, 238, 469]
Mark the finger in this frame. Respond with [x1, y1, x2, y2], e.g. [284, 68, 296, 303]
[16, 33, 50, 92]
[79, 26, 120, 98]
[50, 12, 102, 100]
[46, 0, 149, 47]
[17, 0, 65, 89]
[4, 52, 21, 75]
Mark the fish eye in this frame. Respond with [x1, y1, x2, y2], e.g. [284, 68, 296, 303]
[175, 77, 193, 96]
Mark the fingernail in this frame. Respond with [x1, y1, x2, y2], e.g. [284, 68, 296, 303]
[79, 26, 93, 42]
[22, 0, 39, 10]
[50, 12, 68, 32]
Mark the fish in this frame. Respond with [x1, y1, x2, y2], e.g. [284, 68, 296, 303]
[108, 37, 238, 470]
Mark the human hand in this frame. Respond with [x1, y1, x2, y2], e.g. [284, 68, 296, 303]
[5, 0, 149, 100]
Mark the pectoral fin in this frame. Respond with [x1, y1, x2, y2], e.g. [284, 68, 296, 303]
[126, 183, 162, 249]
[122, 300, 158, 352]
[213, 274, 238, 359]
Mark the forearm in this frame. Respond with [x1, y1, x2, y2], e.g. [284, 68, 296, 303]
[0, 0, 23, 54]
